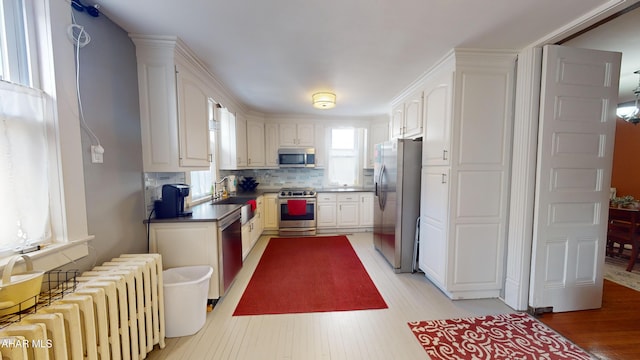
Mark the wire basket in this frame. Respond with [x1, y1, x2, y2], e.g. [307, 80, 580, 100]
[0, 269, 78, 327]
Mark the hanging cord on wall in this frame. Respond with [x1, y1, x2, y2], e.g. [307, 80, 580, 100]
[67, 9, 102, 149]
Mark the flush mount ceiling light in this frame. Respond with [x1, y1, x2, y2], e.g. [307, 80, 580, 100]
[617, 70, 640, 125]
[312, 92, 336, 109]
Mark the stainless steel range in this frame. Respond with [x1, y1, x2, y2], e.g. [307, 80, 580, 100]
[278, 188, 317, 237]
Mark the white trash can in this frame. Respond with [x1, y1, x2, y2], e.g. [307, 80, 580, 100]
[163, 265, 213, 338]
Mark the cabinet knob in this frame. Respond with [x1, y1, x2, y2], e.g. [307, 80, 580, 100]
[441, 173, 447, 184]
[443, 150, 448, 160]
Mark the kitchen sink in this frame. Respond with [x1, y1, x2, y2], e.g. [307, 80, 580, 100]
[212, 196, 255, 205]
[211, 196, 255, 224]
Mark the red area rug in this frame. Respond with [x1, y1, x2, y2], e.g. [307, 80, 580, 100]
[233, 235, 387, 316]
[408, 313, 592, 360]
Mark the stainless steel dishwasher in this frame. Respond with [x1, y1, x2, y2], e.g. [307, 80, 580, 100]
[218, 208, 242, 295]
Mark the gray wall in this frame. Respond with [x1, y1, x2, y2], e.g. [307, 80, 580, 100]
[64, 11, 146, 271]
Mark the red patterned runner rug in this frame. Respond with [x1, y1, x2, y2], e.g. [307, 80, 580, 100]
[408, 312, 593, 360]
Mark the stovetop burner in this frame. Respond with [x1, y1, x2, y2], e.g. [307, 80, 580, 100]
[278, 188, 316, 198]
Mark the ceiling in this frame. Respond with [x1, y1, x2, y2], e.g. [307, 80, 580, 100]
[93, 0, 632, 117]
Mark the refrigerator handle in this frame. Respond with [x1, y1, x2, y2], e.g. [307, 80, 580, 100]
[378, 164, 387, 209]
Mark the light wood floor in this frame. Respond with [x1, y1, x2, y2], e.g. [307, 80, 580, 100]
[147, 233, 514, 360]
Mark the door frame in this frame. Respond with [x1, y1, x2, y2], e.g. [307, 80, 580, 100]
[504, 0, 637, 311]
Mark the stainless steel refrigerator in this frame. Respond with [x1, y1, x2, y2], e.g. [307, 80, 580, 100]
[373, 138, 422, 273]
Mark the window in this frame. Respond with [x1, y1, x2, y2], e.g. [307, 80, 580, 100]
[0, 0, 33, 86]
[327, 127, 363, 187]
[190, 98, 218, 201]
[0, 0, 49, 254]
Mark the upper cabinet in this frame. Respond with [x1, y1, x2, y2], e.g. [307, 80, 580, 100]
[422, 70, 453, 167]
[246, 119, 266, 167]
[365, 120, 389, 168]
[219, 110, 247, 170]
[390, 90, 423, 140]
[279, 123, 315, 147]
[131, 35, 211, 172]
[264, 123, 279, 167]
[175, 62, 212, 168]
[314, 124, 326, 168]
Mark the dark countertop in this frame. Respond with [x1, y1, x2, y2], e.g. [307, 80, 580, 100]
[146, 190, 274, 224]
[316, 187, 374, 193]
[146, 202, 241, 223]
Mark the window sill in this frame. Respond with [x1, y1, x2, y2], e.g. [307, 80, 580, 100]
[0, 236, 93, 273]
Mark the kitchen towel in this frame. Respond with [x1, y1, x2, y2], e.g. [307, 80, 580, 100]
[246, 199, 257, 211]
[287, 199, 307, 216]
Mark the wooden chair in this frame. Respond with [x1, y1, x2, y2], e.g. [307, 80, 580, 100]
[607, 207, 640, 271]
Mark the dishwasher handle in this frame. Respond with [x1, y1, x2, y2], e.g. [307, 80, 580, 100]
[219, 209, 241, 230]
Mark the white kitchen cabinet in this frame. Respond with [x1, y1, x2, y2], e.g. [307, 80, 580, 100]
[358, 192, 374, 227]
[314, 124, 326, 168]
[242, 196, 264, 260]
[317, 192, 373, 230]
[252, 196, 264, 245]
[131, 35, 212, 172]
[417, 50, 516, 300]
[149, 222, 220, 299]
[219, 111, 247, 169]
[175, 62, 212, 168]
[365, 120, 389, 168]
[390, 90, 423, 140]
[418, 167, 449, 286]
[279, 123, 314, 147]
[241, 221, 251, 261]
[422, 67, 453, 166]
[265, 123, 279, 167]
[317, 193, 337, 228]
[247, 120, 266, 167]
[337, 193, 359, 228]
[390, 104, 404, 139]
[263, 193, 279, 231]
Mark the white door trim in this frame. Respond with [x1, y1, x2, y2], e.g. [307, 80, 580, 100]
[505, 0, 633, 311]
[503, 47, 542, 311]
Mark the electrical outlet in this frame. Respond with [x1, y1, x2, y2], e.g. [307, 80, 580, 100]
[91, 145, 104, 163]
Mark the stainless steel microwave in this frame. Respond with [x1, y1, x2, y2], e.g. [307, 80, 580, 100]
[278, 148, 315, 168]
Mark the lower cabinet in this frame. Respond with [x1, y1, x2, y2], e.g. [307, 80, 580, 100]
[263, 193, 279, 231]
[242, 196, 264, 260]
[359, 193, 374, 227]
[149, 222, 220, 299]
[317, 192, 374, 231]
[317, 193, 337, 228]
[337, 193, 359, 227]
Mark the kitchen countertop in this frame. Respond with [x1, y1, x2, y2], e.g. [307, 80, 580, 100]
[146, 202, 241, 223]
[316, 187, 374, 193]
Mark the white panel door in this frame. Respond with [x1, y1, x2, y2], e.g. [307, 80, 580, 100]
[530, 45, 620, 313]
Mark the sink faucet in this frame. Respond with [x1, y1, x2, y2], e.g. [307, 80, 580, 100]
[212, 177, 229, 200]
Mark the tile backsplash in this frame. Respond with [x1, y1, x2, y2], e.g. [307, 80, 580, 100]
[143, 172, 186, 215]
[220, 168, 325, 189]
[142, 167, 374, 215]
[221, 168, 374, 189]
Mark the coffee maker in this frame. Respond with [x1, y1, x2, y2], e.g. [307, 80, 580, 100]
[154, 184, 193, 219]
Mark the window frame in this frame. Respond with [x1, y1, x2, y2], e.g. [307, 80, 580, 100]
[325, 127, 364, 187]
[0, 0, 91, 269]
